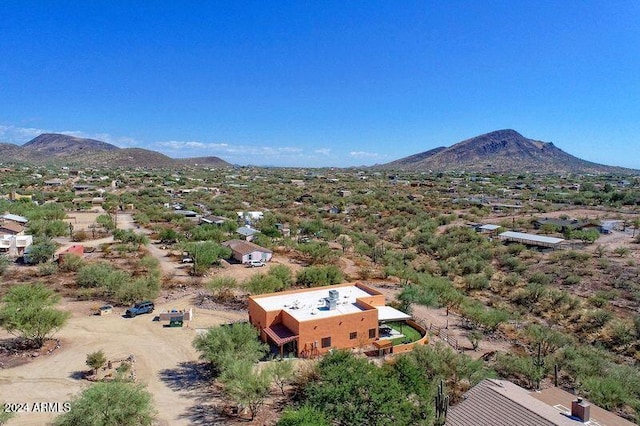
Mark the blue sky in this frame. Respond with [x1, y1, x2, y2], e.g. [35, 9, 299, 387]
[1, 1, 639, 168]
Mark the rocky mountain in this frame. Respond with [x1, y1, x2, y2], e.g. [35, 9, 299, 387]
[380, 129, 636, 174]
[0, 134, 230, 168]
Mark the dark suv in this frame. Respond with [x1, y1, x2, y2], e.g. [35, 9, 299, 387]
[125, 301, 155, 317]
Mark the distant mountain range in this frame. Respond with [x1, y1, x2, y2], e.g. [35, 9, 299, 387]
[0, 133, 230, 168]
[379, 129, 637, 174]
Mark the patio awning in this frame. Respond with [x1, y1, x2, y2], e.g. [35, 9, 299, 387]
[376, 306, 411, 322]
[264, 323, 298, 346]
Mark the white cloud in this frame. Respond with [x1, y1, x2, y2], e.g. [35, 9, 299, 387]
[314, 148, 332, 155]
[349, 150, 380, 158]
[0, 125, 48, 143]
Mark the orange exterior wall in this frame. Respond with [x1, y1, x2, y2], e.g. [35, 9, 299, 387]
[296, 308, 379, 357]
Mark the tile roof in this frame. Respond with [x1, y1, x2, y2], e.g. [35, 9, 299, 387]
[447, 379, 576, 426]
[0, 221, 25, 234]
[531, 387, 636, 426]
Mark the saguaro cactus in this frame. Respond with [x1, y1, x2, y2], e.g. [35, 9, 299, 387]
[435, 378, 449, 426]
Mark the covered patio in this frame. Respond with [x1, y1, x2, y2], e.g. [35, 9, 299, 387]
[264, 323, 298, 358]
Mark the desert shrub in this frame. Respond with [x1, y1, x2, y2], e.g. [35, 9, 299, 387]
[268, 264, 293, 287]
[0, 255, 10, 276]
[244, 274, 286, 295]
[113, 275, 160, 305]
[528, 272, 551, 286]
[58, 254, 84, 272]
[138, 255, 159, 271]
[296, 265, 343, 287]
[563, 275, 581, 285]
[77, 263, 115, 288]
[37, 262, 59, 276]
[578, 309, 613, 332]
[464, 273, 489, 291]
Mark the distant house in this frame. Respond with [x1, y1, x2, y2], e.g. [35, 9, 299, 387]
[1, 213, 28, 225]
[200, 215, 227, 226]
[0, 234, 32, 256]
[447, 378, 634, 426]
[475, 224, 502, 235]
[338, 190, 352, 197]
[7, 192, 33, 201]
[275, 223, 291, 238]
[533, 218, 591, 233]
[44, 178, 64, 186]
[73, 184, 95, 191]
[0, 221, 25, 236]
[173, 210, 199, 218]
[222, 239, 272, 264]
[236, 226, 260, 241]
[237, 211, 264, 223]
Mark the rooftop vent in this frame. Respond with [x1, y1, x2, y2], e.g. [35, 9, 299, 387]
[571, 397, 590, 422]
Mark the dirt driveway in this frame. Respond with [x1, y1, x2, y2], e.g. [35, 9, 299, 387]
[0, 296, 247, 425]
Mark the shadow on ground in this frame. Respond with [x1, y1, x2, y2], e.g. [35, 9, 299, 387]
[159, 361, 230, 425]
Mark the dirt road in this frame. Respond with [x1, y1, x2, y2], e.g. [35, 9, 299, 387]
[0, 296, 246, 425]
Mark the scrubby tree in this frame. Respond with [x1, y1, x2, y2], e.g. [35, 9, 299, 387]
[0, 283, 70, 347]
[54, 381, 155, 426]
[25, 238, 57, 264]
[182, 241, 231, 276]
[193, 322, 268, 372]
[158, 227, 180, 243]
[86, 350, 107, 375]
[96, 214, 116, 231]
[304, 350, 415, 425]
[220, 360, 272, 420]
[207, 276, 237, 300]
[266, 358, 295, 395]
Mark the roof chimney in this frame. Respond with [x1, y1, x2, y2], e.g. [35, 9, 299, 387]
[571, 397, 590, 422]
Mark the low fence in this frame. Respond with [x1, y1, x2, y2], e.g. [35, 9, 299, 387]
[392, 320, 430, 354]
[428, 323, 459, 351]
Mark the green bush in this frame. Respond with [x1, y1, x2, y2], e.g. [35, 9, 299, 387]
[77, 263, 115, 288]
[58, 254, 84, 272]
[37, 262, 59, 276]
[296, 265, 343, 287]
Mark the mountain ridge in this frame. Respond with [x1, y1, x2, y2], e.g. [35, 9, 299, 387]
[0, 133, 230, 168]
[379, 129, 637, 174]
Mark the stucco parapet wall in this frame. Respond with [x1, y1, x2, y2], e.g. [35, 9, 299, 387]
[248, 282, 384, 322]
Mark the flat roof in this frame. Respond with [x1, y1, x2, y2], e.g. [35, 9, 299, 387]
[377, 306, 411, 322]
[499, 231, 564, 245]
[479, 224, 501, 231]
[252, 285, 373, 321]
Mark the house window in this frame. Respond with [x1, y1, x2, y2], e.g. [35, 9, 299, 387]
[321, 337, 331, 348]
[369, 328, 376, 339]
[349, 331, 357, 340]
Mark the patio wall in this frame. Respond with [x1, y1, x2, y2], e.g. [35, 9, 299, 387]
[392, 320, 429, 354]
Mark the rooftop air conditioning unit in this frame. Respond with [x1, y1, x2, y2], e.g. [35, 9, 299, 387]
[328, 289, 339, 300]
[325, 297, 337, 310]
